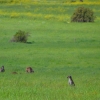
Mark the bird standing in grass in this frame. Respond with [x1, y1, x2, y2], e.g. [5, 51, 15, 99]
[0, 66, 5, 72]
[67, 76, 75, 86]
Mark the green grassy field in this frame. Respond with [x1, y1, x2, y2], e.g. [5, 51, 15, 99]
[0, 1, 100, 100]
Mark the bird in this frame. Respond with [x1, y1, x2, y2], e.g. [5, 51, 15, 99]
[67, 76, 75, 86]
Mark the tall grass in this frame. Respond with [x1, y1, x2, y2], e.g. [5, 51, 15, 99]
[0, 1, 100, 100]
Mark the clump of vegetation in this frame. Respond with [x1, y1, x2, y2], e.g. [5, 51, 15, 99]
[11, 30, 30, 43]
[71, 7, 95, 22]
[80, 0, 83, 2]
[71, 0, 76, 2]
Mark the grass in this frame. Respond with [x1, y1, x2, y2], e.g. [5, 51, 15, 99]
[0, 1, 100, 100]
[0, 18, 100, 100]
[0, 2, 100, 22]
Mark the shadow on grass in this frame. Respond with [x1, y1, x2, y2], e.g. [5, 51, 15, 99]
[26, 41, 35, 44]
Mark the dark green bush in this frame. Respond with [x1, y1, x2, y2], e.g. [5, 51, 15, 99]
[71, 7, 95, 22]
[11, 30, 29, 43]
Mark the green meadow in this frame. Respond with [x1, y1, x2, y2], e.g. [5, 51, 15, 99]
[0, 0, 100, 100]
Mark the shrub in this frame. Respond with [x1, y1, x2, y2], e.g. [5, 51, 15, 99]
[11, 30, 29, 43]
[71, 7, 95, 22]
